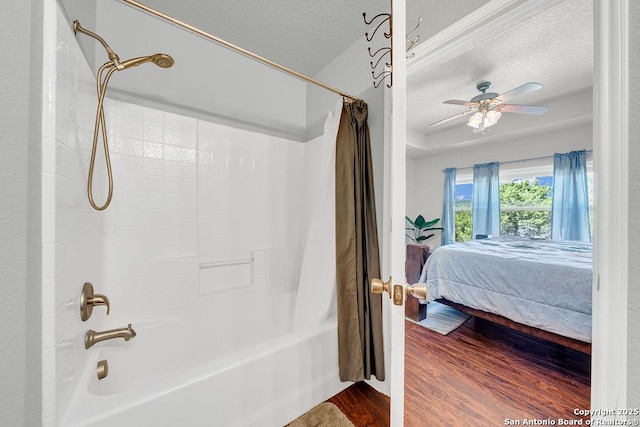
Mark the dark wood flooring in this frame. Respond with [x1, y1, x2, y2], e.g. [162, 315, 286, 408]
[328, 317, 591, 426]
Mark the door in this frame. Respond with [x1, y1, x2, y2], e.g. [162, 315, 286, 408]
[376, 2, 409, 426]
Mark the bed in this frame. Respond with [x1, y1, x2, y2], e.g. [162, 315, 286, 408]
[417, 237, 593, 353]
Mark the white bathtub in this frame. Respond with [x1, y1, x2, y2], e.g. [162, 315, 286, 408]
[60, 318, 347, 427]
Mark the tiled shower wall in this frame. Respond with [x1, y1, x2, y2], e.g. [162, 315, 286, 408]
[42, 2, 104, 425]
[44, 2, 311, 425]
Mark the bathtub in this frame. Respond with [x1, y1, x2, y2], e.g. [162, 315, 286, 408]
[60, 317, 347, 427]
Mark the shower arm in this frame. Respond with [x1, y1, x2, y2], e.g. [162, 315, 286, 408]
[73, 20, 124, 70]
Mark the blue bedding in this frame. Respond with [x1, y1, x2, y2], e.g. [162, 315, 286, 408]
[418, 237, 592, 342]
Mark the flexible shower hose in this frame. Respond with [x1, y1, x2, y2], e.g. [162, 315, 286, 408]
[87, 62, 118, 211]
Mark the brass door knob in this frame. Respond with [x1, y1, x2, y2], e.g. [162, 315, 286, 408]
[371, 278, 428, 306]
[371, 277, 392, 298]
[372, 277, 404, 306]
[406, 283, 427, 300]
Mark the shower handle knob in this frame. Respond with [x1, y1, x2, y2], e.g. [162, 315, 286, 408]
[80, 282, 111, 321]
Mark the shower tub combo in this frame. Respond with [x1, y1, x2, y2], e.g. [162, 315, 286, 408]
[50, 1, 350, 425]
[62, 315, 342, 426]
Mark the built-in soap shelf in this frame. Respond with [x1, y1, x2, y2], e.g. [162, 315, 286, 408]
[198, 249, 290, 295]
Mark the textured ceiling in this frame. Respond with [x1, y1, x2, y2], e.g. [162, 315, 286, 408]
[130, 0, 386, 76]
[406, 0, 593, 155]
[127, 0, 487, 76]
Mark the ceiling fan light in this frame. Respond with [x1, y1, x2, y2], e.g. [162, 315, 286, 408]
[486, 110, 502, 124]
[468, 112, 483, 126]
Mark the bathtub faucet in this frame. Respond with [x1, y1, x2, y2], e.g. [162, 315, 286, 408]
[85, 323, 137, 349]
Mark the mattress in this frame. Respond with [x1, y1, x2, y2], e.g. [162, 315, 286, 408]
[418, 237, 593, 342]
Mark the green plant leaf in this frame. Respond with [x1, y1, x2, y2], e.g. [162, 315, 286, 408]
[405, 216, 417, 228]
[416, 235, 427, 242]
[423, 233, 435, 241]
[423, 218, 441, 228]
[414, 215, 426, 228]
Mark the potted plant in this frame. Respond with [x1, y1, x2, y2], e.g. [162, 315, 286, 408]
[405, 215, 443, 322]
[405, 215, 443, 244]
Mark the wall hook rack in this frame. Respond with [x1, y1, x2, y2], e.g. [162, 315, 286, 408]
[406, 17, 423, 59]
[363, 7, 424, 88]
[363, 11, 393, 89]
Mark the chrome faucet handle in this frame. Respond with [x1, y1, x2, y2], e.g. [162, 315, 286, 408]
[80, 282, 111, 321]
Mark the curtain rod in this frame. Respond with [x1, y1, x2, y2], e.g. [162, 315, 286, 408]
[442, 150, 593, 173]
[121, 0, 361, 102]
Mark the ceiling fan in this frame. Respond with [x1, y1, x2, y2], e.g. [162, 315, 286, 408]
[429, 81, 549, 133]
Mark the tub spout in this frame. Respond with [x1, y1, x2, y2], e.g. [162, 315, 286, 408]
[85, 323, 137, 349]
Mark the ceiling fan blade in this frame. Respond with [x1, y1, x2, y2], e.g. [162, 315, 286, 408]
[500, 104, 549, 115]
[443, 99, 476, 106]
[428, 110, 472, 127]
[497, 82, 542, 103]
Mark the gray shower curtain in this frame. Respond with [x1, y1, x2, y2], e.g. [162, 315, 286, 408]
[335, 98, 385, 382]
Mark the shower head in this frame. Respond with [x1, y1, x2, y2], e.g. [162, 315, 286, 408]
[119, 54, 175, 70]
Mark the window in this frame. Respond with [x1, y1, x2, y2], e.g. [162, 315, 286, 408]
[499, 175, 552, 239]
[452, 162, 592, 242]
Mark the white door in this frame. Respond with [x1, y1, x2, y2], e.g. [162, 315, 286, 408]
[378, 2, 409, 426]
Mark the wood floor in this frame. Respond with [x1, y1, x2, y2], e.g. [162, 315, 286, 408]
[329, 317, 590, 426]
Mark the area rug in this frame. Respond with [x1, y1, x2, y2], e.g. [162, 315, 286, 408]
[408, 301, 471, 335]
[286, 402, 354, 427]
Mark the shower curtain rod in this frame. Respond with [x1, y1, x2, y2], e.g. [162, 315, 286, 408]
[442, 149, 594, 173]
[121, 0, 361, 102]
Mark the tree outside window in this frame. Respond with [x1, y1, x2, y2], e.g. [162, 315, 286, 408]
[454, 177, 553, 241]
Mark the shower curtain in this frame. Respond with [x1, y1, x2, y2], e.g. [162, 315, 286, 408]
[334, 98, 384, 382]
[293, 101, 341, 330]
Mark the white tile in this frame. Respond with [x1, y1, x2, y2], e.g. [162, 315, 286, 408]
[143, 175, 164, 193]
[182, 131, 197, 149]
[143, 158, 163, 176]
[42, 381, 55, 419]
[144, 124, 164, 144]
[42, 313, 56, 349]
[164, 112, 183, 129]
[144, 107, 164, 127]
[42, 346, 56, 384]
[181, 116, 198, 134]
[164, 144, 181, 162]
[198, 120, 213, 137]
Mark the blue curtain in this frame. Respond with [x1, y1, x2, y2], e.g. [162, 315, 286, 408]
[551, 150, 591, 242]
[441, 168, 456, 245]
[472, 162, 500, 238]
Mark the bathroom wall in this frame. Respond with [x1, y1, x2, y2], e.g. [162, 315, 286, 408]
[0, 0, 43, 425]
